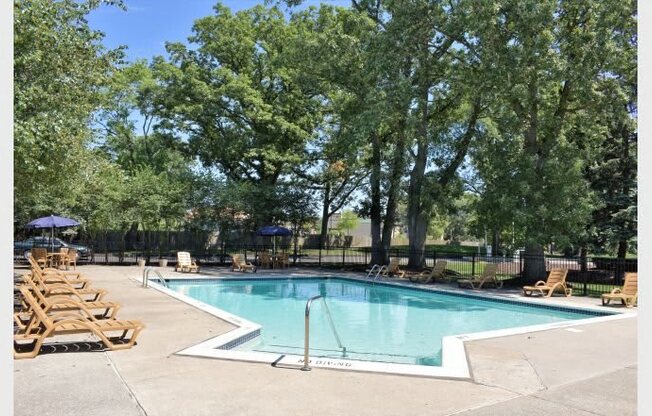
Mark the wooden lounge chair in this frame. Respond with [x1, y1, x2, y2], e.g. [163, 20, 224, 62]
[31, 247, 49, 268]
[231, 254, 257, 273]
[522, 268, 572, 297]
[380, 258, 405, 278]
[457, 264, 502, 289]
[175, 251, 199, 273]
[602, 272, 637, 308]
[409, 260, 447, 283]
[15, 277, 120, 329]
[27, 256, 90, 290]
[14, 287, 144, 359]
[24, 271, 106, 301]
[28, 254, 84, 280]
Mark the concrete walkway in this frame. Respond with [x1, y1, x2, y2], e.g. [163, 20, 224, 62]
[14, 266, 637, 415]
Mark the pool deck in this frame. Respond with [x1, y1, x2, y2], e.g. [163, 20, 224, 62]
[14, 265, 637, 415]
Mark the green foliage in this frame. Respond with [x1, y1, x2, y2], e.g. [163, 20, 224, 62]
[153, 4, 324, 184]
[336, 210, 359, 236]
[13, 0, 636, 258]
[467, 0, 635, 255]
[14, 0, 124, 224]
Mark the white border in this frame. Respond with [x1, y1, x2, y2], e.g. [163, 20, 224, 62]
[141, 275, 636, 379]
[1, 1, 14, 413]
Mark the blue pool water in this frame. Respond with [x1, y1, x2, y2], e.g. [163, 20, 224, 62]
[167, 278, 605, 366]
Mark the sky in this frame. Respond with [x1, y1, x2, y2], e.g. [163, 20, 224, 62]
[87, 0, 350, 63]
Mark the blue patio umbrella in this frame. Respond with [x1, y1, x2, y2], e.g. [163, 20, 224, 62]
[25, 215, 80, 251]
[256, 225, 292, 255]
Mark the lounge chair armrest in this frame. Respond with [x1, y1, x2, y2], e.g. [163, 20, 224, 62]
[534, 280, 546, 286]
[610, 288, 622, 295]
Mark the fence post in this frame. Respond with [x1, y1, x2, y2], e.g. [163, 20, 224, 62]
[364, 248, 368, 265]
[472, 252, 476, 276]
[342, 246, 345, 266]
[318, 245, 322, 267]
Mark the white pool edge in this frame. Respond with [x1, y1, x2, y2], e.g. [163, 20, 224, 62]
[137, 275, 636, 380]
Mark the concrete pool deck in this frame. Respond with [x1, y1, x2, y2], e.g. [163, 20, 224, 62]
[14, 265, 637, 415]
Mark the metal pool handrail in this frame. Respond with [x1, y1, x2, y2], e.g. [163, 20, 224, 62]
[366, 264, 387, 281]
[301, 295, 346, 371]
[142, 267, 168, 288]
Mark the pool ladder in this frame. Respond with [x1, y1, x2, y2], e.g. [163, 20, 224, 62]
[366, 264, 387, 281]
[142, 266, 168, 288]
[301, 295, 346, 371]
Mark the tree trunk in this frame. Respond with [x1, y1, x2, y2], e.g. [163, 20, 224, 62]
[369, 131, 384, 265]
[579, 247, 588, 272]
[320, 183, 331, 249]
[407, 81, 429, 269]
[492, 229, 500, 256]
[407, 139, 428, 268]
[381, 124, 407, 261]
[522, 242, 546, 282]
[617, 240, 628, 259]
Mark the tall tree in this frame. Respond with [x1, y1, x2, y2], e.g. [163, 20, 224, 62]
[14, 0, 123, 224]
[470, 0, 633, 279]
[287, 5, 373, 248]
[584, 0, 637, 258]
[152, 4, 334, 229]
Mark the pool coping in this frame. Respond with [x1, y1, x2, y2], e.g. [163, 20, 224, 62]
[138, 273, 637, 380]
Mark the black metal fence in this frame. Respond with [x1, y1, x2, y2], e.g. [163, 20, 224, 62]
[40, 238, 636, 297]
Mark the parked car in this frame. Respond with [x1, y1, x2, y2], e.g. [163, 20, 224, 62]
[14, 236, 90, 261]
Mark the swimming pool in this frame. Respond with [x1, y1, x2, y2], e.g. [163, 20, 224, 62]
[165, 277, 612, 369]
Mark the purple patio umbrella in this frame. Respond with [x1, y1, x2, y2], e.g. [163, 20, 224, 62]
[25, 215, 80, 251]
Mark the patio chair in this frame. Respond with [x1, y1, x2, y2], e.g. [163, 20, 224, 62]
[14, 287, 144, 359]
[409, 260, 447, 283]
[60, 248, 77, 270]
[175, 251, 199, 273]
[276, 253, 289, 269]
[457, 264, 502, 289]
[602, 272, 637, 308]
[522, 268, 572, 297]
[259, 252, 273, 269]
[231, 254, 257, 273]
[380, 258, 405, 278]
[31, 248, 49, 268]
